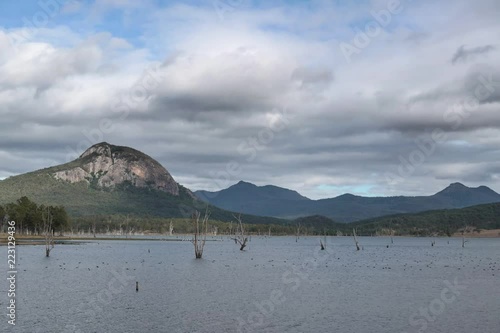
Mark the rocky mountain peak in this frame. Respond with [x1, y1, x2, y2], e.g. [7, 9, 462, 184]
[54, 142, 180, 196]
[80, 142, 113, 159]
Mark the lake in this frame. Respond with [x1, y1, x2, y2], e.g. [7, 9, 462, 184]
[3, 236, 499, 333]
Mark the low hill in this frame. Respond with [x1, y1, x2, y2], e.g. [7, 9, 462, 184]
[293, 215, 344, 231]
[350, 202, 500, 236]
[293, 202, 500, 236]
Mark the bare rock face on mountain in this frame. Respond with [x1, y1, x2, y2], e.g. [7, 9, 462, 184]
[54, 142, 180, 196]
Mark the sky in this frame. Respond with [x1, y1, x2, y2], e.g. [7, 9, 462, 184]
[0, 0, 499, 199]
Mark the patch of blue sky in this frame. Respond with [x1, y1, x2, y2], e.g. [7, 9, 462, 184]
[0, 1, 50, 29]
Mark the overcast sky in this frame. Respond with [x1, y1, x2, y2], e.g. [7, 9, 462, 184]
[1, 0, 499, 199]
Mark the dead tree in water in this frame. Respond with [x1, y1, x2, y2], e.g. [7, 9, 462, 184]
[42, 207, 55, 257]
[462, 225, 473, 248]
[124, 215, 130, 238]
[169, 220, 174, 236]
[353, 228, 360, 251]
[295, 222, 301, 242]
[233, 214, 248, 251]
[191, 210, 209, 259]
[319, 230, 327, 250]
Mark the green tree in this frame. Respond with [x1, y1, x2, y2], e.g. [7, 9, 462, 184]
[1, 197, 71, 235]
[15, 196, 39, 233]
[51, 206, 70, 233]
[0, 205, 5, 232]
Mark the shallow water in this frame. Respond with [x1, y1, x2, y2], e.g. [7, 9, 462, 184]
[2, 236, 499, 333]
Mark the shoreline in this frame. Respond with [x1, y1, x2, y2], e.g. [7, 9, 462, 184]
[1, 229, 499, 246]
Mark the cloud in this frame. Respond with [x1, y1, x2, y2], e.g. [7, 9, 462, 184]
[1, 0, 500, 199]
[451, 44, 496, 64]
[291, 67, 334, 90]
[148, 48, 297, 117]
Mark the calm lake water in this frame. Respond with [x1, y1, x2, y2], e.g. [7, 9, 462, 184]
[2, 236, 499, 333]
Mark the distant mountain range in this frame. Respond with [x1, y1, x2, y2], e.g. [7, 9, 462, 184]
[195, 181, 500, 222]
[2, 142, 500, 229]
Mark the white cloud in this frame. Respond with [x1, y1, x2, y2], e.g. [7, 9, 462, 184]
[1, 1, 500, 199]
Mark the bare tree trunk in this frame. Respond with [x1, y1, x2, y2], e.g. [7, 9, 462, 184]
[124, 215, 130, 238]
[42, 207, 55, 257]
[233, 214, 248, 251]
[295, 223, 301, 242]
[191, 210, 209, 259]
[462, 225, 472, 247]
[353, 228, 360, 251]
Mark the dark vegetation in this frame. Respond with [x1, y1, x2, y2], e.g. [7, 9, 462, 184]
[2, 196, 499, 237]
[349, 202, 500, 236]
[293, 203, 500, 236]
[0, 197, 299, 236]
[0, 172, 285, 225]
[0, 196, 69, 235]
[69, 214, 300, 235]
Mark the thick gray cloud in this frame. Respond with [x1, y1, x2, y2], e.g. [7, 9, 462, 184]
[451, 45, 496, 64]
[1, 0, 500, 199]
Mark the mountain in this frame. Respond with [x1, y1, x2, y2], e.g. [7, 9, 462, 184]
[0, 143, 285, 225]
[196, 181, 310, 218]
[52, 142, 180, 195]
[195, 181, 500, 222]
[432, 182, 500, 206]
